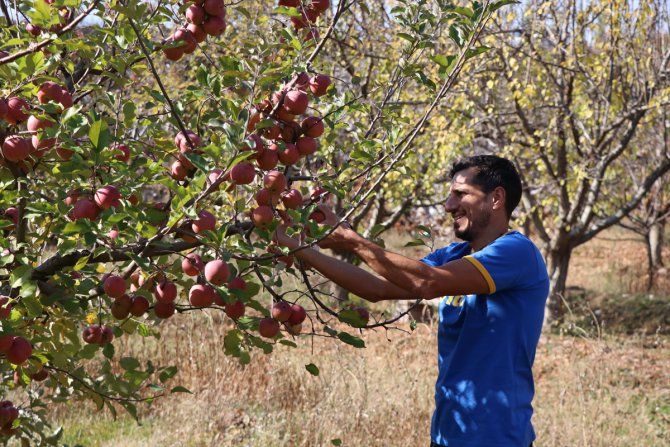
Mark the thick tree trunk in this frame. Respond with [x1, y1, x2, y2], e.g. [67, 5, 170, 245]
[546, 245, 573, 326]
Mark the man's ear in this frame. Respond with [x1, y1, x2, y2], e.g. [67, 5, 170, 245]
[491, 186, 506, 211]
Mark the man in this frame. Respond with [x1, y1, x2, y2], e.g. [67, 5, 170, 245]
[275, 155, 549, 447]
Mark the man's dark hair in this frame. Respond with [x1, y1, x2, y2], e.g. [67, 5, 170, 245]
[449, 155, 522, 218]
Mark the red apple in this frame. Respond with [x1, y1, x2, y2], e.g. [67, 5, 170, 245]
[100, 325, 114, 344]
[227, 276, 247, 290]
[163, 38, 185, 61]
[255, 188, 279, 206]
[271, 301, 292, 322]
[182, 253, 204, 276]
[3, 207, 18, 227]
[130, 295, 150, 317]
[309, 209, 326, 223]
[175, 130, 202, 152]
[94, 185, 122, 209]
[288, 303, 307, 324]
[0, 297, 12, 319]
[263, 170, 287, 193]
[301, 116, 324, 137]
[71, 198, 100, 220]
[111, 294, 132, 319]
[256, 147, 279, 170]
[204, 259, 230, 285]
[174, 28, 198, 54]
[154, 281, 177, 303]
[251, 206, 274, 229]
[207, 168, 225, 189]
[185, 4, 206, 24]
[224, 300, 245, 319]
[170, 159, 189, 180]
[154, 301, 176, 319]
[278, 0, 300, 6]
[192, 210, 216, 233]
[258, 317, 280, 338]
[188, 284, 216, 307]
[187, 23, 207, 43]
[1, 136, 32, 161]
[59, 89, 73, 109]
[82, 325, 103, 344]
[6, 336, 32, 365]
[280, 121, 302, 142]
[230, 162, 256, 184]
[203, 0, 225, 16]
[283, 90, 308, 115]
[296, 136, 318, 156]
[203, 15, 226, 36]
[110, 143, 130, 162]
[310, 74, 331, 96]
[281, 188, 303, 209]
[311, 0, 330, 12]
[5, 97, 29, 124]
[104, 275, 127, 298]
[277, 143, 300, 165]
[37, 81, 63, 104]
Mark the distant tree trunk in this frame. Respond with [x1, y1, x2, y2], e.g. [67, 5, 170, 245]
[645, 219, 666, 290]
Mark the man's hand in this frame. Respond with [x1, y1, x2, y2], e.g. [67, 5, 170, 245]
[274, 221, 301, 250]
[314, 205, 356, 251]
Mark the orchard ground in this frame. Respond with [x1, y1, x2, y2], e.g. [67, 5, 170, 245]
[38, 228, 670, 446]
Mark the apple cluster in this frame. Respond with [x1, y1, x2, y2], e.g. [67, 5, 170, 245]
[280, 0, 330, 41]
[259, 300, 307, 338]
[0, 401, 19, 437]
[25, 0, 71, 37]
[0, 80, 73, 170]
[163, 0, 227, 61]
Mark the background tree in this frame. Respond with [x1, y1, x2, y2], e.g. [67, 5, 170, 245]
[462, 0, 670, 321]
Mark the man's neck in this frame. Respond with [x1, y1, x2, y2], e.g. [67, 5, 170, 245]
[469, 224, 509, 252]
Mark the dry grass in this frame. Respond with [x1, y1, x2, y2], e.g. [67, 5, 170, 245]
[46, 228, 670, 446]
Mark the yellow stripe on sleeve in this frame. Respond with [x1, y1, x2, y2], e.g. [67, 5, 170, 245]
[464, 255, 496, 294]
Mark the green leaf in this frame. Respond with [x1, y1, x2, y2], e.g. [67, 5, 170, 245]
[338, 309, 367, 328]
[103, 342, 115, 359]
[159, 366, 178, 383]
[404, 238, 427, 247]
[488, 0, 520, 14]
[465, 46, 491, 60]
[21, 295, 43, 319]
[120, 357, 140, 371]
[448, 25, 465, 48]
[331, 439, 342, 446]
[305, 363, 320, 376]
[79, 343, 99, 359]
[337, 332, 365, 348]
[170, 386, 192, 394]
[121, 402, 139, 421]
[89, 119, 110, 152]
[10, 265, 32, 288]
[73, 255, 90, 271]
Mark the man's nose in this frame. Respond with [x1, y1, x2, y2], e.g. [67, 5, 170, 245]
[445, 195, 457, 213]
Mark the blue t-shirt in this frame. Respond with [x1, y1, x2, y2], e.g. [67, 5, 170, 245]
[422, 231, 549, 447]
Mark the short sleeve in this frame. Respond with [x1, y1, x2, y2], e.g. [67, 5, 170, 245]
[464, 233, 543, 294]
[420, 242, 471, 267]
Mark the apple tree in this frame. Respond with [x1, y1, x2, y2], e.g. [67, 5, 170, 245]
[0, 0, 509, 441]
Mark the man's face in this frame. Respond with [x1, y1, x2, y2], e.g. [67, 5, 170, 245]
[445, 167, 492, 242]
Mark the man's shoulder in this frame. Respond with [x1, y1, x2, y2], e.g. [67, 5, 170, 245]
[421, 242, 471, 266]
